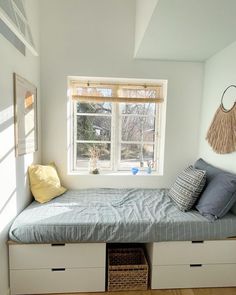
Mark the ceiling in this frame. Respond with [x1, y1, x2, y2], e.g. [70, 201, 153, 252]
[135, 0, 236, 61]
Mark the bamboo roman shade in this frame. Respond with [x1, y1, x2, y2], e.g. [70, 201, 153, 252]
[70, 81, 164, 104]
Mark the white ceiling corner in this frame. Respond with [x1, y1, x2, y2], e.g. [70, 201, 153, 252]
[135, 0, 236, 61]
[135, 0, 159, 56]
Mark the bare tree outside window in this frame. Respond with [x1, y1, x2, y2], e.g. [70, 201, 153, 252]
[75, 101, 158, 171]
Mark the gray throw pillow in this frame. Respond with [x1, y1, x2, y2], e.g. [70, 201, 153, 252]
[194, 158, 236, 216]
[231, 202, 236, 215]
[194, 158, 225, 185]
[196, 173, 236, 221]
[168, 165, 206, 211]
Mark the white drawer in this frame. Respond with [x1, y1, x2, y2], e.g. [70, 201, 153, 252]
[9, 243, 105, 269]
[10, 267, 105, 294]
[151, 264, 236, 289]
[148, 240, 236, 265]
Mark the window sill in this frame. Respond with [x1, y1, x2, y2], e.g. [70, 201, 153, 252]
[68, 171, 161, 176]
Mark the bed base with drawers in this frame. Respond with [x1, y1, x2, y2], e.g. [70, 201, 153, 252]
[9, 239, 236, 294]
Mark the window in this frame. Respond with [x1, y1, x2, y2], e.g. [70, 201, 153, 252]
[0, 0, 37, 55]
[68, 77, 167, 174]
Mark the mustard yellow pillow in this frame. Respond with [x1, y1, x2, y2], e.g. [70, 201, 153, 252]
[28, 163, 67, 203]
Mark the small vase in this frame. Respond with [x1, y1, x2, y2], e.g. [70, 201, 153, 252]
[89, 157, 100, 174]
[146, 166, 152, 174]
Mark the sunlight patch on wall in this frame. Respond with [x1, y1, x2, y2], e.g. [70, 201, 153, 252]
[0, 106, 15, 163]
[0, 105, 17, 225]
[0, 189, 17, 232]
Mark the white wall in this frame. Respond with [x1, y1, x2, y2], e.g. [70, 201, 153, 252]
[40, 0, 204, 189]
[0, 1, 40, 294]
[198, 41, 236, 173]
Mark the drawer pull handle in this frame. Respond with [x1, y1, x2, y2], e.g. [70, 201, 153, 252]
[51, 243, 65, 247]
[51, 268, 66, 272]
[192, 241, 204, 244]
[190, 264, 202, 267]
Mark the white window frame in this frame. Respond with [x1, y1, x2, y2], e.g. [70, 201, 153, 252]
[67, 77, 167, 175]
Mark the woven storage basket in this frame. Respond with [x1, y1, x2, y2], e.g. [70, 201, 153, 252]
[108, 247, 149, 291]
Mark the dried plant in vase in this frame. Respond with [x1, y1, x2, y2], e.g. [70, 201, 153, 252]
[88, 146, 100, 174]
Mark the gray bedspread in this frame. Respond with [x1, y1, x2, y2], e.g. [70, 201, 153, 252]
[9, 189, 236, 243]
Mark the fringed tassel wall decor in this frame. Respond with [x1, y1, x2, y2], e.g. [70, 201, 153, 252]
[206, 85, 236, 154]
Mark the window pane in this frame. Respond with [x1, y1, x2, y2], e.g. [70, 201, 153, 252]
[75, 86, 113, 97]
[121, 103, 156, 115]
[119, 88, 159, 99]
[77, 102, 112, 114]
[120, 144, 154, 169]
[0, 0, 18, 26]
[13, 0, 27, 18]
[77, 115, 111, 141]
[76, 143, 111, 169]
[16, 13, 26, 35]
[122, 116, 155, 142]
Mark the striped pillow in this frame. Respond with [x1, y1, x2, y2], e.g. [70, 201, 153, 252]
[168, 165, 206, 211]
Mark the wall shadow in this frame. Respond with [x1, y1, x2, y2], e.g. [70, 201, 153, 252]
[0, 147, 15, 164]
[0, 189, 16, 215]
[0, 116, 14, 133]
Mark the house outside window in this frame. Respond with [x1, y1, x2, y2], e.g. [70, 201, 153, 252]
[68, 77, 167, 175]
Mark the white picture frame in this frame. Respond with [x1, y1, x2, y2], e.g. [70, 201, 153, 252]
[13, 73, 38, 156]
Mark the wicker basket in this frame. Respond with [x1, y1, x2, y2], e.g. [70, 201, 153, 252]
[107, 247, 149, 291]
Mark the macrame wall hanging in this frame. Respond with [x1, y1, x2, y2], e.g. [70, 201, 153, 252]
[206, 85, 236, 154]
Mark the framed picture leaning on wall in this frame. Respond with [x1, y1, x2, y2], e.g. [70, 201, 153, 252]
[13, 73, 38, 156]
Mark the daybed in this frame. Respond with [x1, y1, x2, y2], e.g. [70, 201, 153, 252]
[8, 188, 236, 294]
[9, 188, 236, 243]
